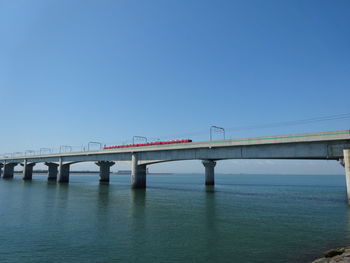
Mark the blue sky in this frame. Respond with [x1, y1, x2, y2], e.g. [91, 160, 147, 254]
[0, 0, 349, 174]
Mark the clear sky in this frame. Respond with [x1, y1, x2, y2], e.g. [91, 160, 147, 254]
[0, 0, 349, 174]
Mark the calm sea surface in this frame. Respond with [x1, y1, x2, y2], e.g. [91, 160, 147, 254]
[0, 173, 349, 263]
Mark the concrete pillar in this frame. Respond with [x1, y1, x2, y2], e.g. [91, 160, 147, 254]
[96, 161, 115, 183]
[202, 160, 216, 186]
[3, 163, 17, 179]
[58, 158, 70, 183]
[45, 162, 59, 181]
[131, 153, 146, 189]
[343, 149, 350, 205]
[0, 163, 3, 178]
[21, 160, 35, 180]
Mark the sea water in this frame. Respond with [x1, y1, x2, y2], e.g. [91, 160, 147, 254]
[0, 173, 349, 263]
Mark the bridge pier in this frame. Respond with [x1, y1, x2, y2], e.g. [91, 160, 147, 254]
[0, 163, 3, 178]
[202, 160, 216, 186]
[58, 158, 70, 183]
[3, 163, 17, 179]
[21, 160, 35, 180]
[131, 153, 146, 189]
[96, 161, 115, 183]
[45, 162, 59, 181]
[343, 149, 350, 205]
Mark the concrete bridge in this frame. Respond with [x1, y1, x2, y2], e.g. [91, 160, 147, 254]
[1, 130, 350, 203]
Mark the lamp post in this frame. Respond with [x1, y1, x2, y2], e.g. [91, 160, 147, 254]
[210, 125, 225, 141]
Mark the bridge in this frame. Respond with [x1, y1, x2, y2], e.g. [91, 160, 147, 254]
[1, 130, 350, 203]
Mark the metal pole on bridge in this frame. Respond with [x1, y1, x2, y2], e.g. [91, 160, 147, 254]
[40, 148, 52, 155]
[132, 136, 147, 145]
[210, 125, 225, 141]
[88, 142, 102, 151]
[59, 145, 72, 153]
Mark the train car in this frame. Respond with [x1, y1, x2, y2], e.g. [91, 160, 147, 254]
[103, 139, 192, 150]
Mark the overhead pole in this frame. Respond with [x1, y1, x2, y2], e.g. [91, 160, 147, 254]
[133, 136, 147, 145]
[88, 142, 102, 151]
[210, 125, 225, 141]
[59, 145, 72, 153]
[40, 148, 52, 155]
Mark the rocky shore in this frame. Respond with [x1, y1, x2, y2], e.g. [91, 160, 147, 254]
[311, 246, 350, 263]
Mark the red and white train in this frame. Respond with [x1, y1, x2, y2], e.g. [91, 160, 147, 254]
[103, 139, 192, 150]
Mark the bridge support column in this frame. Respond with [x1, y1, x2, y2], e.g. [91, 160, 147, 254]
[21, 160, 35, 180]
[131, 153, 146, 189]
[0, 163, 3, 178]
[58, 158, 70, 183]
[202, 160, 216, 186]
[3, 163, 17, 179]
[96, 161, 115, 183]
[343, 149, 350, 205]
[45, 162, 59, 181]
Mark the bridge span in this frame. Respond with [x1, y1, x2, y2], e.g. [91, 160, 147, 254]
[1, 130, 350, 203]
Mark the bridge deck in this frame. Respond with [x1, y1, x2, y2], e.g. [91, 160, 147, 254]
[1, 129, 350, 201]
[0, 130, 349, 163]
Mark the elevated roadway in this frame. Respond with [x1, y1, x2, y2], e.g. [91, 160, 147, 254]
[1, 130, 350, 203]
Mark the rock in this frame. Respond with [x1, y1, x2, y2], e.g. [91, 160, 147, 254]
[311, 246, 350, 263]
[324, 248, 345, 258]
[311, 258, 330, 263]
